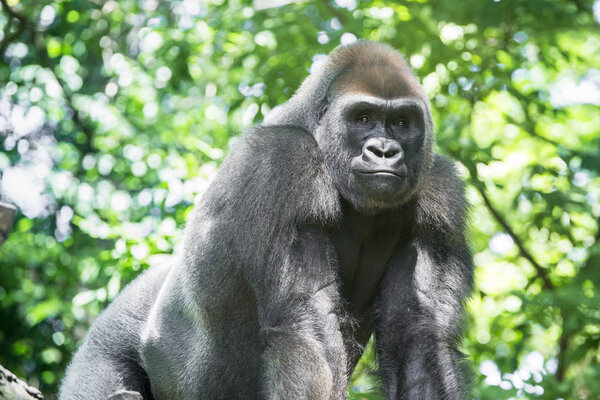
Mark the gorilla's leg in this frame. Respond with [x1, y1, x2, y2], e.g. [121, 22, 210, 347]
[59, 346, 151, 400]
[375, 239, 472, 400]
[60, 266, 166, 400]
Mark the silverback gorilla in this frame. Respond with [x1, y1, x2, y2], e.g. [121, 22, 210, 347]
[60, 41, 473, 400]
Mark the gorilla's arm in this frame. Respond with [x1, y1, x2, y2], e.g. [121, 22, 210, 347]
[375, 155, 473, 400]
[221, 127, 347, 399]
[204, 127, 348, 399]
[141, 126, 348, 399]
[255, 227, 348, 400]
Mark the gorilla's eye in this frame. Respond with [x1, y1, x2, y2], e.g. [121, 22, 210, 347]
[393, 119, 408, 127]
[358, 114, 371, 124]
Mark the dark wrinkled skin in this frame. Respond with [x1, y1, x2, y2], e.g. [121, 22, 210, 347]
[60, 41, 473, 400]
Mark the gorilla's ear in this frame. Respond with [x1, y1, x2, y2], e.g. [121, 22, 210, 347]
[316, 97, 329, 125]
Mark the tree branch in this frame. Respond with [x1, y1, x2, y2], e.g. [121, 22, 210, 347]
[0, 0, 28, 24]
[475, 185, 554, 290]
[2, 1, 97, 155]
[556, 311, 570, 382]
[0, 0, 33, 56]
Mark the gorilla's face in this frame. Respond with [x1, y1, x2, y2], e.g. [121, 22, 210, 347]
[315, 93, 427, 213]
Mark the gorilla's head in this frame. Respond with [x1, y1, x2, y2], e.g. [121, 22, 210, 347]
[265, 41, 434, 213]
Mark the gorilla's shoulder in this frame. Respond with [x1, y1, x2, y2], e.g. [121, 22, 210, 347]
[416, 154, 469, 239]
[242, 126, 327, 170]
[202, 125, 341, 227]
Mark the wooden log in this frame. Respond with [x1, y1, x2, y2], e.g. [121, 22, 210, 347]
[0, 365, 43, 400]
[0, 202, 16, 247]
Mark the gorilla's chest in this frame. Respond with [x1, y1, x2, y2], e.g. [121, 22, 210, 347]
[329, 212, 406, 318]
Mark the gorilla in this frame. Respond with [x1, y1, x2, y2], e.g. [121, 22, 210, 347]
[60, 41, 473, 400]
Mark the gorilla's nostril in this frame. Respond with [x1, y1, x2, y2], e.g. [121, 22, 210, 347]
[367, 146, 384, 158]
[384, 150, 397, 158]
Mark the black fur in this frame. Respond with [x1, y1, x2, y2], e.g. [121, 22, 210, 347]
[60, 41, 473, 400]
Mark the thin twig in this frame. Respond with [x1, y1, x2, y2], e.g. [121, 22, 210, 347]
[0, 20, 25, 56]
[322, 1, 347, 25]
[505, 89, 600, 162]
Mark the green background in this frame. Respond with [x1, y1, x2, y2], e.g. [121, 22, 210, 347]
[0, 0, 599, 398]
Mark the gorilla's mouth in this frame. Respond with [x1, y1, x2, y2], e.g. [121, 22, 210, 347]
[355, 167, 407, 179]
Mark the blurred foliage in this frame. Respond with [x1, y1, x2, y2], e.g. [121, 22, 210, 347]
[0, 0, 599, 398]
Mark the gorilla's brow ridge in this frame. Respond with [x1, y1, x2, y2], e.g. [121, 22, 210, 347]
[336, 94, 426, 113]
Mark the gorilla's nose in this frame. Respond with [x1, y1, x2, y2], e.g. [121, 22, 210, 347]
[362, 138, 404, 166]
